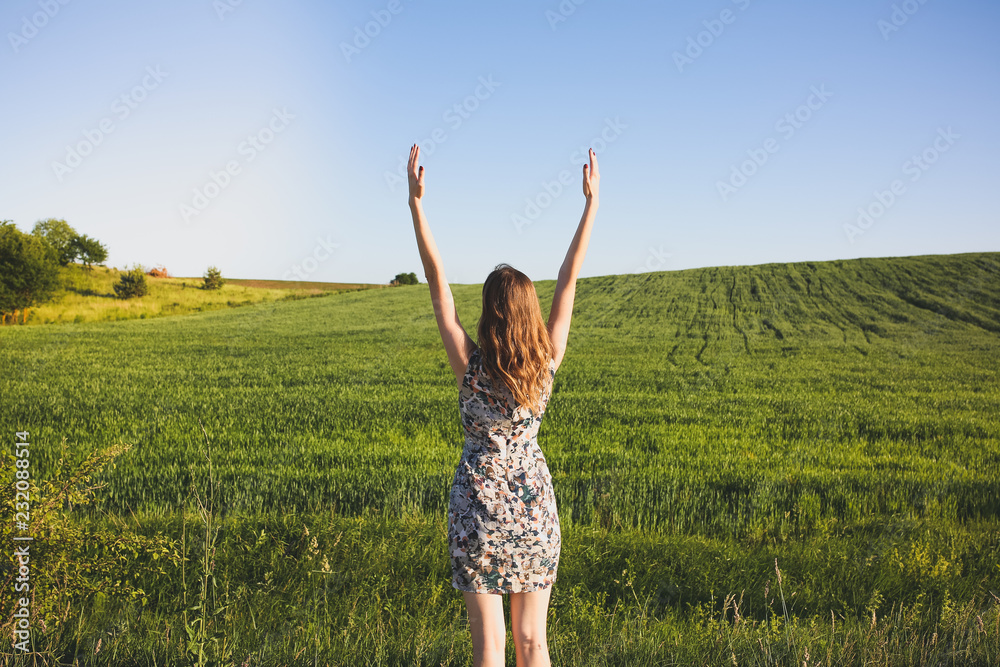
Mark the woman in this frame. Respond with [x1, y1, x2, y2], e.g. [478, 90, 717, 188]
[407, 143, 599, 667]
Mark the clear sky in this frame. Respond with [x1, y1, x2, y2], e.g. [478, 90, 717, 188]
[2, 0, 998, 284]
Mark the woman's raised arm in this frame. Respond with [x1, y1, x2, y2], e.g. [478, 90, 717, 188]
[547, 147, 600, 372]
[407, 144, 475, 385]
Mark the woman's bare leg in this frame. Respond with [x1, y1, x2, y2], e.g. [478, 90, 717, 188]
[509, 586, 553, 667]
[463, 591, 506, 667]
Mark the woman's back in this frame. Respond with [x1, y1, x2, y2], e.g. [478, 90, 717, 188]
[448, 347, 561, 594]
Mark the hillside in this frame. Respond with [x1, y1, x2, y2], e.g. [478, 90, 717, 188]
[13, 264, 385, 325]
[564, 250, 1000, 361]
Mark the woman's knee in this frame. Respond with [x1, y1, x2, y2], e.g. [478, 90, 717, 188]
[510, 588, 551, 653]
[511, 611, 547, 648]
[474, 625, 506, 654]
[512, 629, 547, 653]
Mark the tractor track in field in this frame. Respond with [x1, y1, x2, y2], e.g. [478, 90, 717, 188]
[814, 266, 879, 346]
[728, 271, 750, 354]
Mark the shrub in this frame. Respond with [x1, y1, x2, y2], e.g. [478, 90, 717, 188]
[113, 265, 149, 299]
[0, 439, 180, 646]
[203, 265, 225, 290]
[392, 272, 418, 286]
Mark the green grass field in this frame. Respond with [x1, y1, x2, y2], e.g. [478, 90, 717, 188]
[2, 251, 999, 665]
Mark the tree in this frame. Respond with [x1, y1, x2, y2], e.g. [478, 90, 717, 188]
[0, 220, 62, 323]
[31, 218, 79, 266]
[203, 265, 225, 290]
[392, 272, 419, 286]
[70, 234, 108, 268]
[113, 264, 149, 299]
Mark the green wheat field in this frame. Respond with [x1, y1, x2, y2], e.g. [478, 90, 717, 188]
[2, 251, 999, 666]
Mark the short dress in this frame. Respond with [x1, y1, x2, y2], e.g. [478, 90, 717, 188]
[447, 346, 561, 594]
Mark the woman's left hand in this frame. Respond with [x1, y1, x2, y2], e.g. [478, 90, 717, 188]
[407, 144, 425, 202]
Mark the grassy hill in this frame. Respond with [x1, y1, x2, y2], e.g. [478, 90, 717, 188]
[14, 263, 386, 325]
[1, 251, 998, 665]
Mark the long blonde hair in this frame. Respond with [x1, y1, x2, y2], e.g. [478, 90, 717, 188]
[477, 264, 553, 414]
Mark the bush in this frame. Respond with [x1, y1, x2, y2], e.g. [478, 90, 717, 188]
[203, 265, 225, 291]
[392, 272, 418, 286]
[113, 265, 149, 299]
[0, 439, 180, 646]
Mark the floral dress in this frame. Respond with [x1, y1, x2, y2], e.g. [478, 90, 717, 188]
[448, 346, 560, 594]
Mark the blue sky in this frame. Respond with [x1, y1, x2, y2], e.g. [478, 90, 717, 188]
[2, 0, 998, 284]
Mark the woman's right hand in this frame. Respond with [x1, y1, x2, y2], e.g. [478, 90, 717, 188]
[408, 144, 425, 203]
[582, 148, 600, 203]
